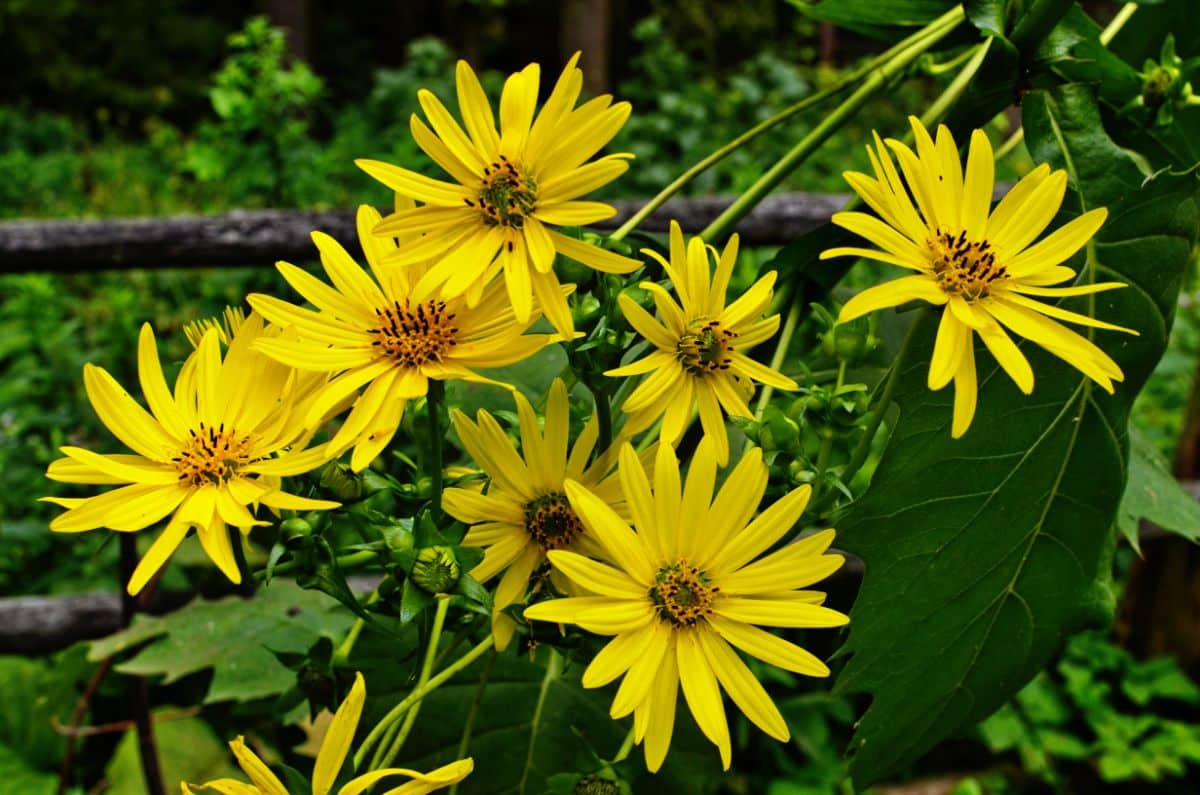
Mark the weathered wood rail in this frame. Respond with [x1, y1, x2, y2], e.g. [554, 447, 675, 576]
[0, 192, 848, 273]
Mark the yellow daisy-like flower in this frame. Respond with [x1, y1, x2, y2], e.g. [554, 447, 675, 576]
[355, 54, 640, 337]
[183, 672, 473, 795]
[248, 204, 561, 472]
[607, 221, 797, 465]
[524, 442, 847, 772]
[443, 378, 627, 651]
[820, 116, 1136, 437]
[43, 315, 338, 595]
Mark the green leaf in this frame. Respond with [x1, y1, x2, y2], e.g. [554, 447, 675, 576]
[390, 649, 723, 795]
[88, 580, 353, 704]
[0, 746, 56, 795]
[104, 712, 242, 794]
[1117, 429, 1200, 550]
[0, 649, 89, 771]
[785, 0, 956, 38]
[833, 84, 1198, 786]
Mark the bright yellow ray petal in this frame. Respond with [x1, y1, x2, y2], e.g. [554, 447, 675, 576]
[355, 159, 468, 206]
[977, 319, 1034, 394]
[314, 672, 365, 795]
[707, 615, 830, 676]
[126, 516, 190, 595]
[697, 628, 789, 742]
[708, 484, 812, 575]
[837, 275, 948, 323]
[229, 737, 289, 795]
[951, 341, 978, 438]
[582, 620, 660, 688]
[83, 364, 177, 462]
[610, 621, 671, 719]
[564, 480, 655, 583]
[676, 629, 732, 769]
[546, 229, 640, 274]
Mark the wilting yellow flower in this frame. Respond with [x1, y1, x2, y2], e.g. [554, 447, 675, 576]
[356, 54, 639, 337]
[183, 672, 473, 795]
[43, 315, 337, 595]
[444, 378, 627, 650]
[608, 221, 796, 465]
[821, 116, 1135, 437]
[525, 442, 847, 772]
[248, 205, 560, 472]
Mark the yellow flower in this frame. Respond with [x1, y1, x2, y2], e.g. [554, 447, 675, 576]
[821, 116, 1136, 437]
[183, 672, 473, 795]
[43, 315, 338, 595]
[607, 221, 796, 465]
[248, 205, 560, 472]
[524, 442, 847, 772]
[443, 378, 627, 651]
[355, 54, 639, 337]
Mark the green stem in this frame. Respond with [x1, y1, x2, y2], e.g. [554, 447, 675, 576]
[917, 38, 992, 126]
[752, 298, 801, 421]
[448, 650, 497, 795]
[1009, 0, 1075, 54]
[608, 7, 966, 242]
[922, 44, 981, 76]
[354, 634, 495, 771]
[1100, 3, 1137, 45]
[254, 549, 377, 580]
[331, 588, 381, 667]
[427, 379, 445, 523]
[699, 6, 965, 243]
[375, 596, 451, 769]
[517, 650, 563, 794]
[818, 312, 923, 512]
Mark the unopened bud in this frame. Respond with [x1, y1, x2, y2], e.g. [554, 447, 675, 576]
[279, 517, 313, 546]
[320, 462, 364, 501]
[411, 546, 460, 594]
[574, 775, 622, 795]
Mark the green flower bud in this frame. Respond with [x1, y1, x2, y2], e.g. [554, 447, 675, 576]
[1143, 64, 1175, 110]
[320, 462, 364, 501]
[279, 517, 314, 546]
[411, 546, 461, 594]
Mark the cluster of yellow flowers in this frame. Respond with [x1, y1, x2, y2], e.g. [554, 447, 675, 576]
[43, 53, 1131, 787]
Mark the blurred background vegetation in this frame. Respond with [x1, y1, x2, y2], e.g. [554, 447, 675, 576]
[2, 1, 1199, 792]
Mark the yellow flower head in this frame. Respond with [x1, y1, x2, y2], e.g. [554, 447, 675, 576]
[821, 116, 1136, 437]
[524, 442, 847, 772]
[355, 54, 640, 337]
[608, 221, 797, 465]
[43, 315, 338, 595]
[183, 672, 473, 795]
[248, 204, 561, 472]
[444, 378, 628, 650]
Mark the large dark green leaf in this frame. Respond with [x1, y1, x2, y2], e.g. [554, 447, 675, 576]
[832, 84, 1198, 786]
[388, 649, 723, 795]
[88, 580, 352, 704]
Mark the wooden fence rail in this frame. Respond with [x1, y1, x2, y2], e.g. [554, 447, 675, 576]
[0, 192, 848, 273]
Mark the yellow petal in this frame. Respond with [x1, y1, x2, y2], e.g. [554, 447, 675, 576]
[951, 342, 978, 438]
[548, 550, 645, 598]
[708, 484, 812, 575]
[125, 516, 190, 595]
[229, 737, 289, 795]
[610, 621, 671, 718]
[676, 630, 732, 769]
[547, 229, 640, 274]
[837, 275, 948, 323]
[314, 673, 365, 795]
[564, 480, 655, 583]
[707, 615, 830, 676]
[697, 628, 789, 741]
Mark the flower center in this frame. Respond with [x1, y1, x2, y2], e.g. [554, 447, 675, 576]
[369, 299, 458, 367]
[676, 319, 736, 376]
[470, 155, 537, 228]
[649, 560, 717, 627]
[524, 492, 583, 551]
[928, 229, 1009, 301]
[174, 422, 254, 487]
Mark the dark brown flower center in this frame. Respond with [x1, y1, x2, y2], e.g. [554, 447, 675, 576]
[174, 422, 254, 487]
[369, 299, 458, 367]
[649, 560, 717, 627]
[676, 319, 736, 376]
[929, 228, 1009, 301]
[470, 155, 537, 229]
[524, 492, 583, 550]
